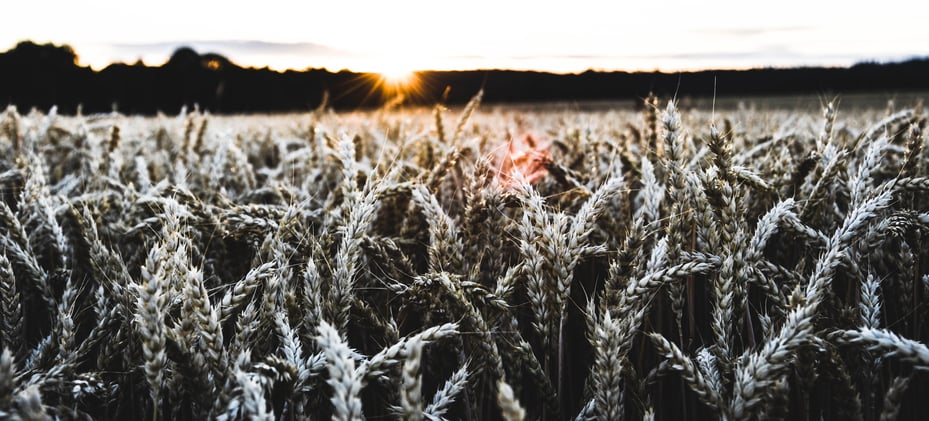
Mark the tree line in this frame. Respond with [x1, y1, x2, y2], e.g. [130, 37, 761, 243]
[1, 41, 928, 114]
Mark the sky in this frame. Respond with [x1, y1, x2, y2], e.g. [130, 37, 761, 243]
[4, 0, 928, 74]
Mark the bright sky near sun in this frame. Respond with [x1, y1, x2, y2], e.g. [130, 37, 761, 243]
[3, 0, 927, 74]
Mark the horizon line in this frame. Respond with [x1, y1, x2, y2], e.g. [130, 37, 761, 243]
[6, 39, 929, 76]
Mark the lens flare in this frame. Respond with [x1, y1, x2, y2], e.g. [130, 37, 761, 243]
[380, 66, 415, 87]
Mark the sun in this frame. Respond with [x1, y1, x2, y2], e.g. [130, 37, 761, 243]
[370, 62, 422, 103]
[356, 58, 424, 105]
[379, 65, 416, 87]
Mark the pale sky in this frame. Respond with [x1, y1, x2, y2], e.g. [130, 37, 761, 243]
[4, 0, 928, 74]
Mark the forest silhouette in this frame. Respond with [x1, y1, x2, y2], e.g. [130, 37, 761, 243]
[1, 41, 928, 114]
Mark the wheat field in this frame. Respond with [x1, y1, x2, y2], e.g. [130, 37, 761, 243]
[0, 94, 927, 420]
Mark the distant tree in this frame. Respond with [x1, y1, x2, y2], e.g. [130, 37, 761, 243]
[166, 47, 201, 70]
[9, 41, 78, 68]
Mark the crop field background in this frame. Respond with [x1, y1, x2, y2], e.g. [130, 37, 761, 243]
[1, 93, 928, 420]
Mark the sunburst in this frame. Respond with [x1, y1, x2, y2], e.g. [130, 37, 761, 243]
[379, 64, 415, 87]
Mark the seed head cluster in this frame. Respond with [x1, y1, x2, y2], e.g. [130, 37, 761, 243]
[0, 96, 927, 419]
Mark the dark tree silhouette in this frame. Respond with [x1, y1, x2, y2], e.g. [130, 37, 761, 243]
[1, 41, 927, 115]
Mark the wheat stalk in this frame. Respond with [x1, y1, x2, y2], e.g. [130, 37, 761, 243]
[496, 379, 525, 421]
[316, 321, 364, 421]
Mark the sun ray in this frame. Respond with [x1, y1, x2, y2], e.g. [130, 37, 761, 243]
[378, 65, 419, 100]
[380, 67, 415, 87]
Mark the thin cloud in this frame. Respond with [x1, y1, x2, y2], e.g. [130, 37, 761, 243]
[424, 47, 926, 74]
[478, 46, 904, 64]
[660, 48, 907, 66]
[94, 39, 924, 74]
[102, 40, 358, 70]
[110, 40, 354, 58]
[690, 26, 815, 37]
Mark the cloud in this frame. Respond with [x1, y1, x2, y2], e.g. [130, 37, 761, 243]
[658, 47, 898, 67]
[96, 39, 922, 74]
[101, 40, 359, 70]
[426, 47, 919, 74]
[489, 44, 887, 64]
[110, 40, 353, 58]
[690, 26, 815, 38]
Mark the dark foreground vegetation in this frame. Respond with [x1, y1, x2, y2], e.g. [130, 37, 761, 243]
[1, 92, 929, 419]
